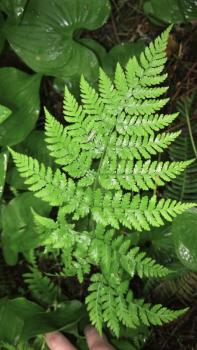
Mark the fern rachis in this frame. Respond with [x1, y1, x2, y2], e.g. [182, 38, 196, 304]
[10, 26, 195, 337]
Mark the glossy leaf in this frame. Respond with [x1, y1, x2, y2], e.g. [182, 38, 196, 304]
[81, 38, 145, 75]
[2, 192, 51, 265]
[0, 0, 27, 23]
[144, 0, 197, 24]
[0, 298, 85, 343]
[0, 151, 8, 200]
[5, 0, 111, 81]
[54, 39, 145, 93]
[172, 208, 197, 271]
[7, 130, 54, 189]
[0, 68, 41, 146]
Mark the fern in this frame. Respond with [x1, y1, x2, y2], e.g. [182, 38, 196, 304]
[23, 266, 60, 306]
[10, 26, 195, 336]
[147, 269, 197, 304]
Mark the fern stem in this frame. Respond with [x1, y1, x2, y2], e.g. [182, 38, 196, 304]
[185, 109, 197, 158]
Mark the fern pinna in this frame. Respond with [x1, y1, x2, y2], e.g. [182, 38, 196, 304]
[10, 26, 195, 336]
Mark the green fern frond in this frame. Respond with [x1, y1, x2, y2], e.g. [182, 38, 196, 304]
[10, 26, 195, 336]
[86, 273, 186, 336]
[9, 149, 70, 206]
[23, 266, 60, 305]
[90, 192, 194, 230]
[133, 299, 187, 326]
[116, 112, 178, 136]
[107, 131, 181, 161]
[99, 158, 193, 191]
[123, 247, 169, 278]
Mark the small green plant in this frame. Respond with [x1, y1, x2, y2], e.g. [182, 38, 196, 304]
[144, 0, 197, 25]
[10, 26, 195, 337]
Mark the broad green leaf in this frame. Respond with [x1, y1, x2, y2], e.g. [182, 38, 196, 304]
[54, 39, 145, 93]
[104, 41, 145, 75]
[172, 208, 197, 271]
[22, 300, 86, 340]
[0, 151, 8, 199]
[7, 130, 54, 189]
[0, 68, 41, 146]
[0, 0, 27, 23]
[5, 0, 111, 82]
[0, 297, 43, 344]
[0, 298, 85, 343]
[144, 0, 197, 24]
[2, 192, 51, 265]
[81, 38, 145, 75]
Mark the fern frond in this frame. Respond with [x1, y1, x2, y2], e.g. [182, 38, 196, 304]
[123, 247, 169, 278]
[63, 85, 85, 123]
[151, 270, 197, 304]
[90, 191, 194, 230]
[165, 131, 197, 202]
[99, 158, 193, 191]
[133, 299, 187, 326]
[86, 273, 186, 336]
[23, 267, 60, 305]
[9, 149, 68, 206]
[109, 131, 181, 161]
[10, 27, 195, 336]
[86, 273, 105, 335]
[116, 112, 178, 136]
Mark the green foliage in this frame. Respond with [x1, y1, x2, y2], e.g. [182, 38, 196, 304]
[5, 0, 111, 83]
[0, 150, 8, 200]
[0, 105, 11, 124]
[23, 266, 61, 306]
[0, 297, 85, 344]
[172, 208, 197, 272]
[1, 192, 51, 265]
[10, 27, 194, 336]
[144, 0, 197, 25]
[0, 13, 5, 54]
[165, 96, 197, 202]
[0, 0, 26, 23]
[148, 269, 197, 305]
[6, 130, 54, 190]
[0, 68, 41, 146]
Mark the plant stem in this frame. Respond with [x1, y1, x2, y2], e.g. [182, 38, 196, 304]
[185, 109, 197, 158]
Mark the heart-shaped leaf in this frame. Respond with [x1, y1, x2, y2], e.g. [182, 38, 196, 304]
[144, 0, 197, 24]
[172, 208, 197, 271]
[5, 0, 111, 82]
[0, 68, 41, 146]
[54, 39, 145, 94]
[2, 192, 51, 265]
